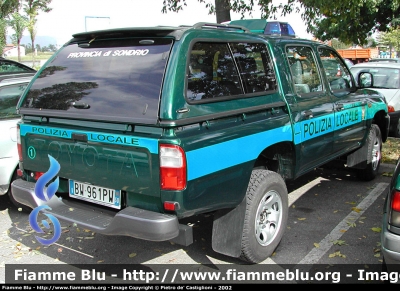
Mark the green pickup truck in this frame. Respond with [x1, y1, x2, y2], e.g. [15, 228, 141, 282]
[11, 20, 389, 263]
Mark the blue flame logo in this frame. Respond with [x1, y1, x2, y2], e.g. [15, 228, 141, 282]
[29, 155, 62, 245]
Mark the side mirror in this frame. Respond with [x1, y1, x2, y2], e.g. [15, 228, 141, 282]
[358, 72, 373, 88]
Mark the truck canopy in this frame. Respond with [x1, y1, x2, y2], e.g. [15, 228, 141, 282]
[18, 37, 174, 125]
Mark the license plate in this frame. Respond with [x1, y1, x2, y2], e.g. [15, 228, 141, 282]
[69, 180, 121, 209]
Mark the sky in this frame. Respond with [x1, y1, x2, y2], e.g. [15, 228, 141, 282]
[17, 0, 312, 46]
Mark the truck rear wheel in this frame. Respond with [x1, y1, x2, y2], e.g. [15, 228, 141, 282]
[357, 124, 382, 181]
[240, 169, 288, 263]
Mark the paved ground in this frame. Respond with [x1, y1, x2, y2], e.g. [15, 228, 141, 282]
[0, 163, 395, 284]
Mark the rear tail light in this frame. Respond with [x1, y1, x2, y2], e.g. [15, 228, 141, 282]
[34, 172, 45, 181]
[164, 201, 180, 211]
[17, 124, 22, 161]
[388, 105, 395, 113]
[390, 190, 400, 226]
[160, 144, 186, 190]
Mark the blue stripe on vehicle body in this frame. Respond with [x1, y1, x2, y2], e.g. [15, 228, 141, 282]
[19, 102, 384, 181]
[186, 102, 381, 180]
[19, 124, 159, 154]
[186, 125, 293, 181]
[294, 114, 335, 145]
[294, 106, 365, 145]
[366, 102, 388, 119]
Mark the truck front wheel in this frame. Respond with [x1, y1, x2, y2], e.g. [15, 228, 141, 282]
[240, 169, 288, 263]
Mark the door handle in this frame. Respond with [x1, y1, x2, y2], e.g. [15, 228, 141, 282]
[336, 103, 344, 111]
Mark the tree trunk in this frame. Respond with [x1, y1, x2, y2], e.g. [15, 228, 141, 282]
[215, 0, 231, 23]
[17, 40, 20, 62]
[0, 20, 7, 57]
[32, 39, 35, 67]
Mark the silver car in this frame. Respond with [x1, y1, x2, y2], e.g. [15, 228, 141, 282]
[0, 73, 35, 207]
[350, 62, 400, 137]
[382, 156, 400, 273]
[369, 58, 400, 64]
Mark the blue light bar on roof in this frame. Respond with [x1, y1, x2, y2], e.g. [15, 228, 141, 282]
[265, 21, 296, 36]
[228, 19, 296, 37]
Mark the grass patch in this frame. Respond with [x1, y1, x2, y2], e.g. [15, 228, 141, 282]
[7, 52, 54, 61]
[382, 137, 400, 164]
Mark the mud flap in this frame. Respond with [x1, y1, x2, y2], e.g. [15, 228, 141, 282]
[346, 143, 368, 169]
[211, 195, 246, 258]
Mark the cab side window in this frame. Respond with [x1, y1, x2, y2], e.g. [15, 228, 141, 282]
[318, 48, 354, 91]
[186, 41, 277, 102]
[286, 46, 322, 95]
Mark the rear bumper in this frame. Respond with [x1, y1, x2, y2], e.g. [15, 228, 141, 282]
[381, 213, 400, 268]
[11, 179, 183, 242]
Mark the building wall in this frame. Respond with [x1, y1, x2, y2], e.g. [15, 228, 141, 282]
[2, 46, 26, 57]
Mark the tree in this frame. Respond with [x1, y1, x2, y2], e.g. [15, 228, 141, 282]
[379, 18, 400, 57]
[0, 19, 7, 56]
[48, 43, 56, 52]
[8, 11, 28, 61]
[0, 0, 20, 55]
[305, 0, 399, 45]
[161, 0, 400, 45]
[214, 0, 230, 23]
[23, 0, 52, 57]
[330, 39, 352, 50]
[376, 28, 400, 58]
[21, 42, 32, 54]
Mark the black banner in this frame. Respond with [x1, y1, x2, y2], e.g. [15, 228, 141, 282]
[4, 264, 394, 284]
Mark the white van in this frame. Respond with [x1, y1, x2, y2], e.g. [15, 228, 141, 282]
[0, 73, 34, 207]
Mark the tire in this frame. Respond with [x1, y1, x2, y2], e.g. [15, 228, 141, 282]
[239, 169, 288, 263]
[7, 169, 30, 212]
[357, 124, 382, 181]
